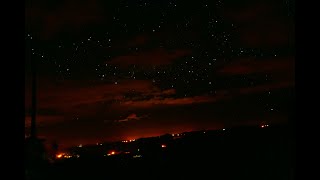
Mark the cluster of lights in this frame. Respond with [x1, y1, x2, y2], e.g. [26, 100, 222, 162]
[122, 139, 136, 143]
[161, 144, 167, 148]
[261, 124, 269, 128]
[172, 133, 184, 139]
[133, 155, 142, 158]
[105, 150, 131, 156]
[172, 133, 183, 137]
[107, 151, 116, 156]
[56, 153, 76, 159]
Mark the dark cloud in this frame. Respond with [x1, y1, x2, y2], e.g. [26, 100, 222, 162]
[26, 0, 104, 39]
[107, 48, 192, 68]
[25, 115, 65, 129]
[237, 20, 294, 47]
[127, 35, 149, 47]
[217, 56, 294, 75]
[224, 0, 294, 47]
[25, 79, 154, 117]
[113, 113, 148, 123]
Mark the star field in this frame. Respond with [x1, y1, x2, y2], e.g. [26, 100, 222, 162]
[25, 0, 294, 147]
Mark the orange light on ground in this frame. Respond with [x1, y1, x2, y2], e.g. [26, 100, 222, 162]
[56, 153, 64, 159]
[107, 151, 116, 156]
[161, 144, 166, 148]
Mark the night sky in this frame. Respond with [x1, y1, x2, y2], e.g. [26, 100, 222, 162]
[25, 0, 295, 149]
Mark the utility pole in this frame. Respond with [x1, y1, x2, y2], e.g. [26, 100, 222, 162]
[30, 56, 37, 138]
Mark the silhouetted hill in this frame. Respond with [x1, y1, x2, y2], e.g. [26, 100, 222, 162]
[30, 124, 294, 180]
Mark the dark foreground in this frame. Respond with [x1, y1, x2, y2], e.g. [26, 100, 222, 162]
[27, 124, 295, 180]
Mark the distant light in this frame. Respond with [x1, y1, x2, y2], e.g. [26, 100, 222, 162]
[261, 125, 265, 128]
[107, 151, 116, 156]
[222, 128, 225, 131]
[78, 144, 82, 147]
[161, 144, 167, 148]
[172, 134, 175, 136]
[56, 153, 64, 159]
[133, 155, 142, 158]
[203, 131, 206, 134]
